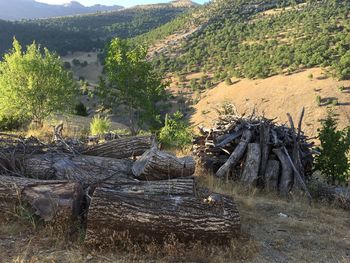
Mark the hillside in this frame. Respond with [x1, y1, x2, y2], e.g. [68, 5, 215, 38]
[0, 3, 194, 57]
[0, 0, 123, 21]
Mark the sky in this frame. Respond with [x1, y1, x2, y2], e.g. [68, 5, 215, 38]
[35, 0, 209, 7]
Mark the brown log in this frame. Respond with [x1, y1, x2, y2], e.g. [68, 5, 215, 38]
[309, 180, 350, 210]
[216, 130, 253, 177]
[241, 143, 261, 186]
[0, 175, 83, 222]
[264, 160, 280, 192]
[85, 189, 240, 247]
[273, 148, 293, 195]
[259, 123, 270, 181]
[83, 136, 153, 159]
[132, 148, 195, 180]
[22, 154, 134, 187]
[102, 178, 195, 196]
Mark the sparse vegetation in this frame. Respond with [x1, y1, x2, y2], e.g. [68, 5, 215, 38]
[90, 115, 111, 136]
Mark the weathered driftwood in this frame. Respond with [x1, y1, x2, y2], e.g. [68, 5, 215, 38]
[83, 136, 153, 159]
[85, 189, 241, 246]
[0, 175, 83, 222]
[132, 148, 195, 180]
[22, 154, 133, 187]
[216, 130, 252, 177]
[241, 143, 261, 186]
[309, 179, 350, 210]
[273, 148, 293, 195]
[264, 160, 280, 192]
[102, 178, 195, 196]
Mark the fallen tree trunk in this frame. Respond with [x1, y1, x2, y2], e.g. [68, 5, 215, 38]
[83, 136, 153, 159]
[0, 175, 83, 222]
[216, 130, 252, 177]
[102, 178, 195, 196]
[241, 143, 261, 186]
[132, 148, 195, 180]
[85, 189, 240, 247]
[22, 154, 134, 187]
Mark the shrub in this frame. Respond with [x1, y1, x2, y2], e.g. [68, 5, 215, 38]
[63, 61, 71, 69]
[72, 58, 81, 66]
[0, 115, 28, 131]
[90, 115, 111, 136]
[331, 99, 338, 106]
[308, 73, 313, 80]
[159, 111, 192, 149]
[338, 86, 345, 92]
[225, 77, 233, 85]
[75, 102, 89, 116]
[314, 111, 350, 185]
[315, 95, 322, 106]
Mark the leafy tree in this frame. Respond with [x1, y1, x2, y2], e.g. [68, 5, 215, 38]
[99, 38, 167, 134]
[0, 39, 77, 125]
[315, 111, 350, 185]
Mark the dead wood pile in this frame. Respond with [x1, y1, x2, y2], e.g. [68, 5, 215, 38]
[0, 133, 241, 246]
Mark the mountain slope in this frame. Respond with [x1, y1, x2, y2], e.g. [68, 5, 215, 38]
[0, 0, 123, 21]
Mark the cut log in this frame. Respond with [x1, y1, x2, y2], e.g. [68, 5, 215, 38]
[264, 160, 280, 192]
[273, 148, 293, 195]
[241, 143, 261, 186]
[309, 180, 350, 210]
[85, 189, 240, 247]
[102, 178, 195, 196]
[83, 136, 153, 159]
[132, 148, 195, 180]
[216, 130, 252, 177]
[259, 123, 270, 181]
[0, 175, 83, 222]
[22, 154, 134, 187]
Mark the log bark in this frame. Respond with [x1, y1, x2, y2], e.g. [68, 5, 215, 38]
[0, 175, 83, 222]
[85, 189, 240, 247]
[132, 148, 195, 180]
[216, 130, 252, 177]
[259, 123, 270, 181]
[241, 143, 261, 186]
[102, 178, 195, 196]
[83, 136, 153, 159]
[273, 148, 293, 195]
[264, 160, 280, 192]
[22, 154, 134, 187]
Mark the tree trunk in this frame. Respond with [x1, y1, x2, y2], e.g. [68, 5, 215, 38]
[132, 148, 195, 180]
[22, 154, 134, 187]
[102, 178, 196, 196]
[273, 148, 293, 195]
[85, 189, 240, 247]
[264, 160, 280, 192]
[0, 175, 83, 223]
[83, 136, 153, 159]
[216, 130, 252, 177]
[241, 143, 261, 186]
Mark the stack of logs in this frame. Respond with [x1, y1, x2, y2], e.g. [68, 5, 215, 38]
[0, 134, 241, 246]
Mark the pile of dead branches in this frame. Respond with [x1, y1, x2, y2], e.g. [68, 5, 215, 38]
[0, 133, 240, 247]
[193, 106, 315, 199]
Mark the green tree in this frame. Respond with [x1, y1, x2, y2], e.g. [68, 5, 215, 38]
[315, 111, 350, 185]
[99, 38, 167, 134]
[0, 39, 77, 125]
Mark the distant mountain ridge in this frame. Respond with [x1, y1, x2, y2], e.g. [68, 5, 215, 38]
[0, 0, 123, 21]
[133, 0, 199, 9]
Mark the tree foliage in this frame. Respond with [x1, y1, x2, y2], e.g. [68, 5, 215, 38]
[98, 38, 167, 134]
[0, 39, 77, 125]
[314, 111, 350, 185]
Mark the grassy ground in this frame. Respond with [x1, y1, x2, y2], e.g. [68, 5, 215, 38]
[1, 172, 349, 263]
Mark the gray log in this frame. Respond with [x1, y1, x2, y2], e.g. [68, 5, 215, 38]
[216, 130, 253, 177]
[23, 154, 134, 187]
[259, 123, 270, 181]
[132, 148, 195, 180]
[241, 143, 261, 186]
[85, 189, 241, 247]
[0, 175, 83, 222]
[273, 148, 293, 195]
[83, 136, 153, 159]
[264, 160, 280, 192]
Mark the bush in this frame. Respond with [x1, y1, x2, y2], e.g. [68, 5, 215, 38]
[225, 77, 233, 85]
[159, 111, 192, 149]
[314, 111, 350, 185]
[0, 115, 28, 131]
[315, 95, 322, 106]
[90, 115, 111, 136]
[75, 102, 89, 116]
[63, 61, 71, 69]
